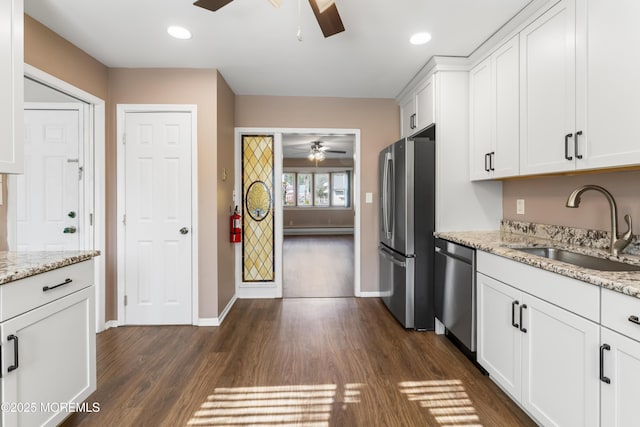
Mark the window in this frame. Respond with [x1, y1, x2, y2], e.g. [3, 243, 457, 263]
[297, 173, 313, 206]
[283, 171, 351, 208]
[282, 173, 296, 207]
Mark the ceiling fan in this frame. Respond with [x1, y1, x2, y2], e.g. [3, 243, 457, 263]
[308, 140, 346, 161]
[193, 0, 345, 38]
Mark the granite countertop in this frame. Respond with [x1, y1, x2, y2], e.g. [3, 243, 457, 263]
[0, 251, 100, 285]
[434, 229, 640, 299]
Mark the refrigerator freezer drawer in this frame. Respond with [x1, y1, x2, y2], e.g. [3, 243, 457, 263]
[379, 246, 415, 328]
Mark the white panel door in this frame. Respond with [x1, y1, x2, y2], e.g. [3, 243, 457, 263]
[600, 328, 640, 427]
[519, 0, 576, 175]
[521, 293, 600, 427]
[476, 273, 522, 400]
[124, 112, 192, 325]
[18, 104, 82, 251]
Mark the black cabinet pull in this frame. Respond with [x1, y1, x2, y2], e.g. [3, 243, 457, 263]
[8, 335, 18, 373]
[565, 133, 573, 160]
[600, 344, 611, 384]
[484, 153, 490, 172]
[629, 315, 640, 325]
[490, 152, 495, 171]
[519, 304, 528, 333]
[511, 300, 520, 328]
[575, 130, 583, 159]
[42, 278, 73, 292]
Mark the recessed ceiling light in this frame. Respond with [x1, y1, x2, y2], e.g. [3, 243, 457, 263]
[167, 26, 192, 40]
[410, 32, 432, 45]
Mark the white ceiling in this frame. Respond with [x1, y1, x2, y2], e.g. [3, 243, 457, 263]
[24, 0, 531, 98]
[282, 133, 354, 158]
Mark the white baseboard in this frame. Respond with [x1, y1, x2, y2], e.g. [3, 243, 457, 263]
[199, 295, 237, 327]
[104, 320, 119, 330]
[358, 291, 383, 297]
[284, 227, 354, 236]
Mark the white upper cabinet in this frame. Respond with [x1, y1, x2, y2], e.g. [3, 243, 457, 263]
[575, 0, 640, 170]
[470, 35, 519, 180]
[400, 75, 435, 138]
[0, 0, 23, 174]
[519, 0, 576, 175]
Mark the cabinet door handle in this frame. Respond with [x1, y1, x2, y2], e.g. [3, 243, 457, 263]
[600, 344, 611, 384]
[629, 315, 640, 325]
[511, 300, 520, 328]
[519, 304, 528, 333]
[7, 334, 19, 373]
[575, 130, 583, 159]
[565, 133, 573, 160]
[484, 153, 490, 172]
[42, 278, 73, 292]
[490, 152, 495, 171]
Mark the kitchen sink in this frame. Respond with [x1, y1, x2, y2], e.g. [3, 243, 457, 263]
[511, 247, 640, 272]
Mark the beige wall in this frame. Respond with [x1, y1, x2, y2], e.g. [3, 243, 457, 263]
[236, 96, 400, 292]
[503, 170, 640, 231]
[109, 68, 229, 319]
[216, 72, 236, 315]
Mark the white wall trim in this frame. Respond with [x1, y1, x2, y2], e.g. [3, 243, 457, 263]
[199, 294, 237, 326]
[21, 64, 107, 333]
[104, 320, 119, 330]
[116, 104, 199, 326]
[359, 291, 384, 298]
[234, 127, 362, 298]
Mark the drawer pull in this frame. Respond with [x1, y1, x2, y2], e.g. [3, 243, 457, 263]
[519, 304, 528, 333]
[511, 300, 520, 328]
[42, 278, 73, 292]
[629, 315, 640, 326]
[7, 335, 19, 373]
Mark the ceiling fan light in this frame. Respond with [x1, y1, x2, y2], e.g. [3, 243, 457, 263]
[314, 0, 335, 13]
[316, 152, 326, 161]
[308, 153, 315, 161]
[268, 0, 283, 8]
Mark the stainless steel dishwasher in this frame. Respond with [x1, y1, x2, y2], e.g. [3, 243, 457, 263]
[434, 238, 476, 353]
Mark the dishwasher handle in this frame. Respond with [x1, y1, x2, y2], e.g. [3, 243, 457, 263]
[435, 246, 472, 265]
[379, 246, 407, 268]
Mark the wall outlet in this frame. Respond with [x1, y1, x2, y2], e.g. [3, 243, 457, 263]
[516, 199, 525, 215]
[365, 192, 373, 204]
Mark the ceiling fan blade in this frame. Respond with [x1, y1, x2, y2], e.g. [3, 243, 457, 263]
[308, 0, 345, 38]
[193, 0, 234, 12]
[325, 150, 347, 154]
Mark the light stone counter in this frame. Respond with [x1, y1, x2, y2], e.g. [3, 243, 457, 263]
[435, 221, 640, 299]
[0, 251, 100, 285]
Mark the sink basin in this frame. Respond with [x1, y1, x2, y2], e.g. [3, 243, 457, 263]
[511, 247, 640, 272]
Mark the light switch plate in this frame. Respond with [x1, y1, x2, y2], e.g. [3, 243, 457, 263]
[365, 192, 373, 204]
[516, 199, 525, 215]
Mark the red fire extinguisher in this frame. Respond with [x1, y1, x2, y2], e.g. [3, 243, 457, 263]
[230, 206, 241, 243]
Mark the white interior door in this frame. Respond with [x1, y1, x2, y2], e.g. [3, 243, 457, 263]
[123, 111, 192, 325]
[17, 103, 83, 251]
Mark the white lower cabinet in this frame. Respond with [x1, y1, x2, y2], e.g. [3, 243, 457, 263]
[600, 328, 640, 427]
[0, 264, 96, 427]
[478, 270, 600, 426]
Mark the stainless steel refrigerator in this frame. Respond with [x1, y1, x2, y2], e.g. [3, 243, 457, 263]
[378, 125, 435, 330]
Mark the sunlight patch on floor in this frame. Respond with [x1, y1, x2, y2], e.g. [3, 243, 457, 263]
[399, 379, 483, 427]
[188, 383, 364, 426]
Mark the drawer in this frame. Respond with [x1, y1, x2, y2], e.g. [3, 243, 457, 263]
[602, 287, 640, 342]
[0, 260, 93, 322]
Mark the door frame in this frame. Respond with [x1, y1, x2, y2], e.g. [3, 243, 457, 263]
[116, 104, 199, 325]
[234, 127, 362, 298]
[9, 64, 106, 332]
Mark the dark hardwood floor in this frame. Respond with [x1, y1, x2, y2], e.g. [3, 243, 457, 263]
[283, 235, 354, 298]
[62, 298, 535, 427]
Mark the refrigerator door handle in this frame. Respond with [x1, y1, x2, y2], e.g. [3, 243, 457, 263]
[382, 153, 393, 240]
[379, 246, 407, 267]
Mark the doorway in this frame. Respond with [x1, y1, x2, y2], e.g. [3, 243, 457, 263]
[234, 128, 361, 299]
[116, 105, 198, 325]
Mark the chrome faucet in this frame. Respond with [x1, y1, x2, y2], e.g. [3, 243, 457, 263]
[566, 185, 633, 257]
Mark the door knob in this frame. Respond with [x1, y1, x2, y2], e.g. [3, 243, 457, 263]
[179, 227, 189, 235]
[68, 211, 76, 218]
[63, 226, 77, 234]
